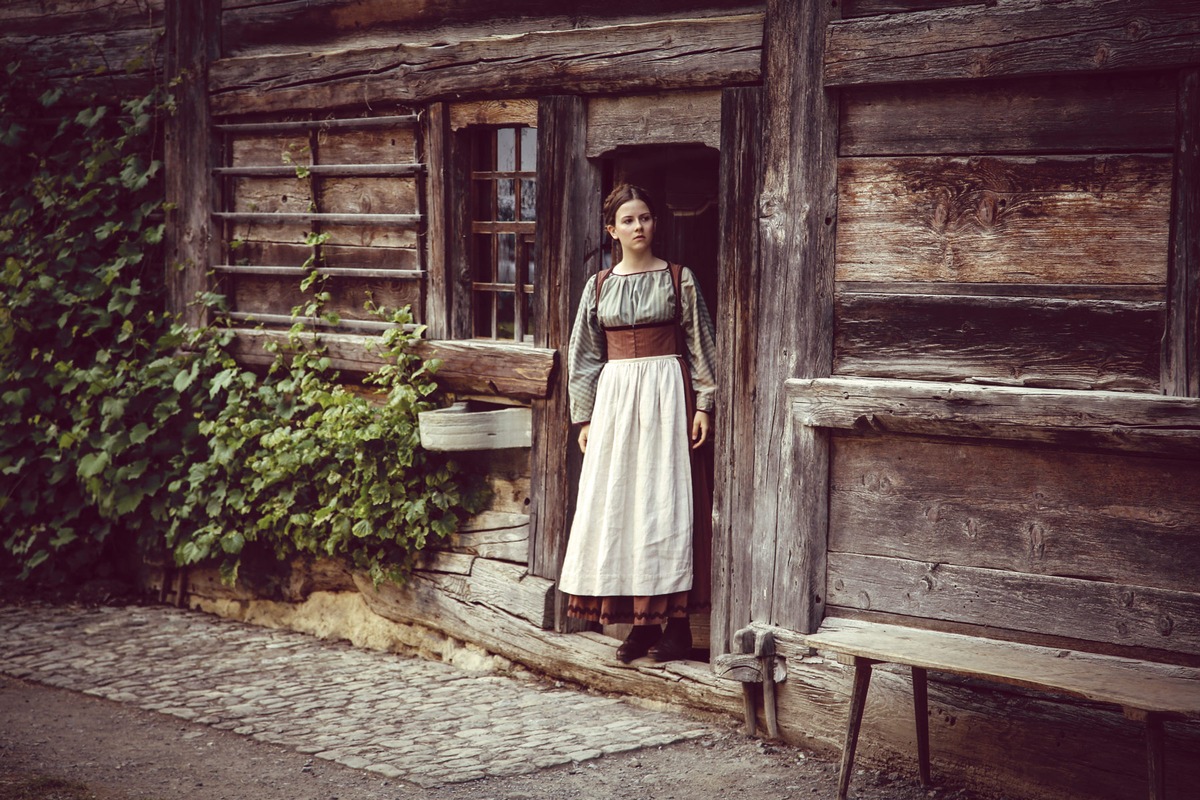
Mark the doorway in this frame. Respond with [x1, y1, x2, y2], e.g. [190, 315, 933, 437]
[597, 143, 721, 658]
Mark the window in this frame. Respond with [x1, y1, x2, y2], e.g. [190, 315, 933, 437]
[470, 126, 537, 341]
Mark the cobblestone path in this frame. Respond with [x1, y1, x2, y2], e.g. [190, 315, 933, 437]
[0, 604, 709, 787]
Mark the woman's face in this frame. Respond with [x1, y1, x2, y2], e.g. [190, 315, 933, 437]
[607, 199, 655, 255]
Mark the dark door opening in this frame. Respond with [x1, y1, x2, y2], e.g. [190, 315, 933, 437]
[596, 143, 721, 658]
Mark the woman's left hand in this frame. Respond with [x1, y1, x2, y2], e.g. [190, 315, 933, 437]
[691, 410, 710, 450]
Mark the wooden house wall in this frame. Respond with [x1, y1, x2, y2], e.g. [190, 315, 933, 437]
[0, 0, 164, 101]
[817, 2, 1200, 664]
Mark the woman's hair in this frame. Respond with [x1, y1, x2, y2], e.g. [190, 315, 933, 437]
[603, 183, 657, 227]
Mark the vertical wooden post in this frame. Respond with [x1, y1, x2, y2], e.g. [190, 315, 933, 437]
[712, 86, 763, 658]
[446, 127, 474, 340]
[163, 0, 221, 329]
[752, 0, 839, 633]
[1164, 68, 1200, 398]
[422, 102, 450, 339]
[529, 95, 601, 631]
[837, 658, 874, 800]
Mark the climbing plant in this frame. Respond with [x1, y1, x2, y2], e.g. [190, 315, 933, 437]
[0, 63, 483, 588]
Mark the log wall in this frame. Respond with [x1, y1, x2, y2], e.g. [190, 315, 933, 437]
[0, 0, 164, 101]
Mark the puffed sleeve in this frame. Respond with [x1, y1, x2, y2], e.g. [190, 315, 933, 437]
[567, 274, 605, 424]
[679, 267, 718, 413]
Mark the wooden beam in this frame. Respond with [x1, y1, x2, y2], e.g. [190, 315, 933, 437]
[752, 0, 838, 634]
[225, 329, 556, 399]
[208, 14, 764, 115]
[1165, 68, 1200, 397]
[586, 90, 721, 158]
[528, 96, 601, 631]
[422, 102, 450, 339]
[164, 0, 220, 329]
[712, 86, 763, 658]
[826, 0, 1200, 88]
[787, 376, 1200, 456]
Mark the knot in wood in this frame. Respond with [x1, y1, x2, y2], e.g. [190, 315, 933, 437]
[1156, 615, 1174, 637]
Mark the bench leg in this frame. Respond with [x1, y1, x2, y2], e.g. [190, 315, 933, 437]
[1144, 712, 1165, 800]
[837, 657, 874, 800]
[912, 665, 932, 787]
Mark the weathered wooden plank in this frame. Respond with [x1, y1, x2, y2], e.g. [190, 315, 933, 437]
[840, 0, 970, 17]
[418, 402, 531, 451]
[586, 90, 721, 157]
[445, 127, 473, 340]
[225, 329, 555, 398]
[834, 292, 1163, 392]
[806, 618, 1200, 716]
[209, 14, 764, 115]
[449, 99, 538, 130]
[229, 274, 421, 323]
[826, 553, 1200, 655]
[363, 557, 553, 629]
[319, 176, 418, 216]
[840, 72, 1175, 157]
[712, 86, 763, 659]
[423, 102, 450, 340]
[317, 126, 417, 164]
[528, 96, 600, 631]
[787, 377, 1200, 456]
[0, 0, 164, 35]
[836, 282, 1164, 302]
[446, 511, 530, 564]
[829, 434, 1200, 593]
[826, 0, 1200, 88]
[164, 0, 220, 329]
[752, 0, 838, 634]
[220, 0, 761, 55]
[836, 155, 1171, 286]
[1165, 69, 1200, 398]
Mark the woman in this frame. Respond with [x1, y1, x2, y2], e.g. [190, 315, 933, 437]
[559, 184, 718, 663]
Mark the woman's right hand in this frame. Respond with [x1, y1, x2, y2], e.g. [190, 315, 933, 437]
[578, 423, 590, 454]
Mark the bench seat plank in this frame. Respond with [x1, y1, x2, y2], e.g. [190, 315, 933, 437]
[805, 618, 1200, 717]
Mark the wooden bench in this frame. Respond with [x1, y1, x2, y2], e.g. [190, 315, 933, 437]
[805, 618, 1200, 800]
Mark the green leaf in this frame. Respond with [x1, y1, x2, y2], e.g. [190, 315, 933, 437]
[77, 451, 110, 478]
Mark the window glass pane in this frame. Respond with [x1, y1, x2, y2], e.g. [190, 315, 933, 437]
[519, 178, 536, 222]
[523, 235, 536, 286]
[496, 128, 516, 172]
[497, 233, 516, 285]
[473, 234, 494, 282]
[520, 127, 537, 171]
[496, 178, 515, 222]
[496, 292, 515, 340]
[473, 291, 494, 338]
[522, 290, 535, 343]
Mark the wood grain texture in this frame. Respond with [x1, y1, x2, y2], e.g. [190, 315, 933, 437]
[586, 90, 721, 157]
[164, 0, 220, 329]
[527, 97, 600, 624]
[0, 0, 163, 35]
[422, 102, 450, 339]
[226, 329, 555, 398]
[840, 0, 971, 17]
[828, 433, 1200, 593]
[1164, 69, 1200, 397]
[787, 377, 1200, 456]
[711, 86, 763, 658]
[840, 72, 1175, 157]
[836, 155, 1171, 286]
[806, 618, 1200, 716]
[826, 553, 1200, 655]
[751, 0, 838, 634]
[209, 14, 763, 115]
[826, 0, 1200, 87]
[220, 0, 762, 56]
[834, 292, 1164, 391]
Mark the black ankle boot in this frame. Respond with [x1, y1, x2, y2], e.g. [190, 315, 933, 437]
[649, 618, 692, 662]
[616, 624, 661, 663]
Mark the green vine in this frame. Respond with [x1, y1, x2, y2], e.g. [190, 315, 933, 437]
[0, 62, 484, 589]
